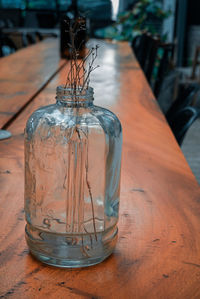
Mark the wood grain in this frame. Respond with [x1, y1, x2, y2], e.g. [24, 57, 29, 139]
[1, 39, 200, 299]
[0, 38, 67, 129]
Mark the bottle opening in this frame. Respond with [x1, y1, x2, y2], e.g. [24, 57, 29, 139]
[56, 85, 94, 103]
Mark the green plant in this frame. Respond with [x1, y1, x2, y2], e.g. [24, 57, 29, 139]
[95, 0, 170, 41]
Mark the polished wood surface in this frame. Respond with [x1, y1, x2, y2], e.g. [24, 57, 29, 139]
[0, 38, 66, 129]
[1, 39, 200, 298]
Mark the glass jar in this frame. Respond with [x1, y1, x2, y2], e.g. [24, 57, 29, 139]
[24, 86, 122, 268]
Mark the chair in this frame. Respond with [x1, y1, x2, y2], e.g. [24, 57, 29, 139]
[131, 33, 160, 83]
[144, 35, 160, 83]
[131, 34, 149, 70]
[22, 32, 36, 47]
[191, 46, 200, 80]
[153, 43, 174, 97]
[168, 106, 200, 145]
[35, 31, 43, 41]
[132, 33, 175, 98]
[166, 84, 200, 124]
[0, 32, 17, 57]
[26, 33, 36, 45]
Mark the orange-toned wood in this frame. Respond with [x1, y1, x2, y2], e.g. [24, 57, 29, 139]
[1, 39, 200, 298]
[0, 38, 67, 129]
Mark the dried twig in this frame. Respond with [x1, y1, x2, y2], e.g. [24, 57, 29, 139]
[64, 20, 100, 251]
[64, 20, 99, 94]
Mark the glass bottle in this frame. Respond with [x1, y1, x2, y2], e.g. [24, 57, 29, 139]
[24, 86, 122, 268]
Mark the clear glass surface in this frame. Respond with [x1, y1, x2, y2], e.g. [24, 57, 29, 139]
[24, 86, 122, 267]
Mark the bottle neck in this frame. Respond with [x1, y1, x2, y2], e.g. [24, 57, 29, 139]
[56, 85, 94, 108]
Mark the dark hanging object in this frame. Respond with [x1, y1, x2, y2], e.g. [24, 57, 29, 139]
[60, 0, 87, 59]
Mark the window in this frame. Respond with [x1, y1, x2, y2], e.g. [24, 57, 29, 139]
[0, 0, 25, 9]
[27, 0, 56, 10]
[58, 0, 71, 11]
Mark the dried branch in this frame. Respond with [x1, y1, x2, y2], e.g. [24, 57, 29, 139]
[65, 20, 99, 95]
[64, 20, 100, 247]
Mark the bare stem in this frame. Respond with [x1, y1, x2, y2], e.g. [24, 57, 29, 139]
[65, 20, 99, 95]
[64, 20, 99, 245]
[85, 128, 97, 241]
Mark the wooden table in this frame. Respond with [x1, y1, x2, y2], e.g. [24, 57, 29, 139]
[1, 38, 200, 298]
[0, 38, 66, 129]
[2, 29, 59, 50]
[2, 28, 59, 36]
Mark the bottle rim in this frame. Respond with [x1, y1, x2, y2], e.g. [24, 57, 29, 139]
[56, 85, 94, 102]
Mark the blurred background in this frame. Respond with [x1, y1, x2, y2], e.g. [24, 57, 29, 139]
[1, 0, 200, 183]
[0, 0, 199, 68]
